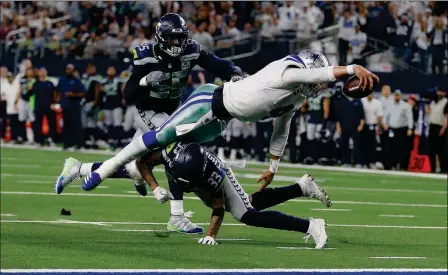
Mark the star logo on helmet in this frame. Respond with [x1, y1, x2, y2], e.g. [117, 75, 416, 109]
[308, 52, 325, 67]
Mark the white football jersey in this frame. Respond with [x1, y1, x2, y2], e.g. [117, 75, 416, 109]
[223, 55, 333, 122]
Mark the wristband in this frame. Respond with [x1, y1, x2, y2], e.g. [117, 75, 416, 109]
[346, 65, 355, 75]
[268, 158, 280, 173]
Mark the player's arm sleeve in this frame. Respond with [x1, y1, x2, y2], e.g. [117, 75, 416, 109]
[269, 110, 296, 157]
[124, 65, 148, 104]
[281, 66, 336, 86]
[197, 50, 241, 81]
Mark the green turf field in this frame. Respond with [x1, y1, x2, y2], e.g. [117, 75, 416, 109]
[1, 147, 447, 269]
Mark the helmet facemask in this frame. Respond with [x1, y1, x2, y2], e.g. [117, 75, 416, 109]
[157, 32, 188, 57]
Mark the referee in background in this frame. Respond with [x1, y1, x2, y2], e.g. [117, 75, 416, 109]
[383, 90, 414, 170]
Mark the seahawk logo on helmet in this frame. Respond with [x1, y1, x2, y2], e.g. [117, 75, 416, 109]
[155, 13, 189, 57]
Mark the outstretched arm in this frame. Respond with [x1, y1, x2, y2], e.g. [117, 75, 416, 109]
[257, 110, 295, 191]
[197, 50, 242, 81]
[136, 151, 173, 203]
[199, 195, 225, 245]
[282, 65, 379, 91]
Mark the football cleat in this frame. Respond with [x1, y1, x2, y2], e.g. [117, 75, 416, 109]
[304, 218, 327, 249]
[167, 215, 204, 234]
[133, 179, 148, 196]
[55, 157, 81, 194]
[82, 172, 102, 191]
[296, 174, 332, 208]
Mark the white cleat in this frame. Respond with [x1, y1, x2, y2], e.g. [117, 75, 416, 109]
[304, 218, 327, 249]
[296, 174, 332, 208]
[55, 157, 81, 194]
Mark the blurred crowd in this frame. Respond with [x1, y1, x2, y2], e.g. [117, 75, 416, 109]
[2, 1, 447, 73]
[1, 61, 447, 173]
[336, 1, 448, 74]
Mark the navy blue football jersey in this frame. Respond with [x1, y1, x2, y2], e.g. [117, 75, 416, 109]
[126, 40, 239, 114]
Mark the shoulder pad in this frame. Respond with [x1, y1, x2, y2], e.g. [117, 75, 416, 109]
[187, 39, 202, 52]
[283, 55, 307, 69]
[179, 40, 201, 62]
[133, 43, 159, 66]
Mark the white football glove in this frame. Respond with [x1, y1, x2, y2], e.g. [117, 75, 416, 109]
[230, 74, 243, 82]
[139, 71, 165, 87]
[198, 236, 218, 245]
[152, 186, 174, 204]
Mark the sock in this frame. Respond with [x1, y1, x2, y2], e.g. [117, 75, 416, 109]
[170, 200, 184, 216]
[241, 209, 310, 233]
[90, 162, 131, 179]
[95, 133, 152, 179]
[80, 163, 93, 177]
[250, 184, 303, 211]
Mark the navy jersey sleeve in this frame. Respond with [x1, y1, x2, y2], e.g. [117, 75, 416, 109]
[188, 40, 240, 81]
[125, 43, 158, 104]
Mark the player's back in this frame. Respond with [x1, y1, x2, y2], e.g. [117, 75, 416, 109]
[223, 56, 307, 122]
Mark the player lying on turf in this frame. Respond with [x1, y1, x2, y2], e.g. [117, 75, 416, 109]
[60, 141, 332, 248]
[82, 50, 379, 192]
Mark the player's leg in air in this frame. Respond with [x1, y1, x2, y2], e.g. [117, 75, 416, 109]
[81, 84, 224, 191]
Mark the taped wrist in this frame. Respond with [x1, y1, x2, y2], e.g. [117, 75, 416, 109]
[346, 65, 355, 75]
[269, 158, 280, 173]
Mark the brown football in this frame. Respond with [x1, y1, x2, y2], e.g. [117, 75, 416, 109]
[342, 75, 377, 99]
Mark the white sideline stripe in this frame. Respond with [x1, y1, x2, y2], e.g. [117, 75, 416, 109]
[3, 143, 447, 179]
[0, 214, 16, 217]
[277, 247, 337, 250]
[2, 191, 447, 208]
[1, 219, 446, 230]
[379, 215, 415, 218]
[109, 229, 166, 232]
[370, 257, 427, 259]
[2, 269, 446, 273]
[310, 208, 352, 212]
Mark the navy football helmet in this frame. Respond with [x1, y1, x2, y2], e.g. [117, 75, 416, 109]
[155, 13, 189, 57]
[171, 143, 207, 187]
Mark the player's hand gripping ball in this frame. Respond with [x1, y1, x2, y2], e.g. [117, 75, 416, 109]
[343, 66, 380, 99]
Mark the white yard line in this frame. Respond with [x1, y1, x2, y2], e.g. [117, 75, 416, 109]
[310, 208, 352, 212]
[2, 191, 446, 208]
[1, 219, 446, 230]
[0, 214, 16, 217]
[2, 144, 447, 179]
[379, 215, 415, 218]
[1, 269, 446, 273]
[109, 229, 166, 232]
[370, 257, 427, 259]
[277, 247, 337, 250]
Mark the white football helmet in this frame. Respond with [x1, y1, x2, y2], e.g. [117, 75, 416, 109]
[296, 50, 330, 98]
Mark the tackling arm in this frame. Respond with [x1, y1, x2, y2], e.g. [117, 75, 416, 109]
[197, 50, 241, 81]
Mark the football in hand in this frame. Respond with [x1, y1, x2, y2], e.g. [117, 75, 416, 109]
[343, 75, 378, 99]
